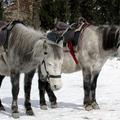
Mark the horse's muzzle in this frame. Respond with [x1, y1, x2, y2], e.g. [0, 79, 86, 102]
[49, 76, 62, 91]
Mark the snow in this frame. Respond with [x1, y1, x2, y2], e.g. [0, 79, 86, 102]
[1, 58, 120, 120]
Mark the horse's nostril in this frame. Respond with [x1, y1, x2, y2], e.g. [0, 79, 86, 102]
[54, 85, 57, 89]
[54, 85, 60, 90]
[54, 85, 59, 90]
[52, 85, 61, 91]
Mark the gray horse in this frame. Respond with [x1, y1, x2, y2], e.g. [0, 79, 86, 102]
[22, 46, 81, 112]
[24, 21, 120, 112]
[0, 21, 63, 118]
[54, 19, 120, 111]
[20, 29, 81, 111]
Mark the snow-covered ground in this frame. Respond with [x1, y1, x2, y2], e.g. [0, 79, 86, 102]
[1, 58, 120, 120]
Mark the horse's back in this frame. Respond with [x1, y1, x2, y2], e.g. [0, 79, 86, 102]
[7, 23, 45, 73]
[78, 25, 102, 70]
[80, 26, 100, 56]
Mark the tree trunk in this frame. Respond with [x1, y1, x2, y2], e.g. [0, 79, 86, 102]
[33, 0, 41, 29]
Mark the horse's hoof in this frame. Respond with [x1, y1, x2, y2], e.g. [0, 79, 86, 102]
[26, 109, 34, 116]
[12, 112, 19, 119]
[51, 103, 57, 108]
[0, 105, 5, 111]
[40, 105, 47, 110]
[91, 102, 100, 109]
[85, 105, 93, 111]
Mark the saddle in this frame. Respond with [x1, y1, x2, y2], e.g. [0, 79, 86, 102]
[0, 20, 24, 49]
[54, 21, 81, 46]
[48, 21, 90, 64]
[47, 31, 60, 43]
[64, 22, 90, 47]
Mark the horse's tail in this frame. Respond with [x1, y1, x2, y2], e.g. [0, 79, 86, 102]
[102, 26, 120, 50]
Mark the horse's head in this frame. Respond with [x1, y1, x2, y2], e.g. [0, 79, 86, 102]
[40, 40, 63, 91]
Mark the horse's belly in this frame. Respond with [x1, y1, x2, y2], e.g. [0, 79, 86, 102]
[19, 62, 39, 73]
[0, 53, 10, 76]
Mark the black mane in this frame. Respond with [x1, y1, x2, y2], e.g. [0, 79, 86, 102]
[102, 25, 120, 50]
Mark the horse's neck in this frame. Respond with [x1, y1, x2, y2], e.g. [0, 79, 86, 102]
[32, 40, 45, 62]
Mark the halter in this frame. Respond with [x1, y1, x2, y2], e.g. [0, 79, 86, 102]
[40, 56, 61, 82]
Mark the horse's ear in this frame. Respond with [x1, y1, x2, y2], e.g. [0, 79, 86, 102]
[54, 18, 60, 29]
[77, 17, 87, 24]
[54, 18, 58, 26]
[43, 41, 49, 55]
[43, 41, 48, 50]
[58, 40, 63, 48]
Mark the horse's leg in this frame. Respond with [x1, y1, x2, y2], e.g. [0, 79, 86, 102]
[91, 72, 100, 109]
[38, 66, 48, 110]
[10, 70, 20, 118]
[82, 67, 93, 111]
[24, 69, 35, 115]
[45, 82, 57, 108]
[0, 75, 5, 111]
[38, 66, 57, 109]
[38, 79, 48, 110]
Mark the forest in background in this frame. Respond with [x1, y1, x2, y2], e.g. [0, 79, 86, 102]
[0, 0, 120, 30]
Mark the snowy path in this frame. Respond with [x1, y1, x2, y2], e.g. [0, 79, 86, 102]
[0, 58, 120, 120]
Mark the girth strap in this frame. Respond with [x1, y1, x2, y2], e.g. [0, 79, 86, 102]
[67, 41, 78, 64]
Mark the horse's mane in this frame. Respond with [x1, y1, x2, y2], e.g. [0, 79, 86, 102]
[9, 23, 63, 61]
[102, 25, 120, 50]
[50, 43, 63, 59]
[9, 23, 47, 59]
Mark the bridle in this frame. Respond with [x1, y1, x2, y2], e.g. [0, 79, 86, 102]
[40, 52, 61, 82]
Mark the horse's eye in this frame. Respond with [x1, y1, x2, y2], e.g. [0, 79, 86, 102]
[44, 52, 48, 55]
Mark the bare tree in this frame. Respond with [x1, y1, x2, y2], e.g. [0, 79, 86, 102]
[33, 0, 41, 29]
